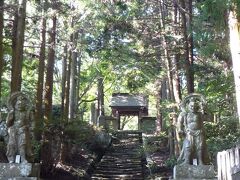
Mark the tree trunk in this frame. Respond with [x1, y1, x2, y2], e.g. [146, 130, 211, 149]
[0, 0, 3, 99]
[90, 103, 96, 125]
[155, 79, 163, 133]
[228, 8, 240, 124]
[42, 12, 55, 165]
[44, 15, 57, 125]
[187, 0, 194, 93]
[158, 0, 174, 101]
[11, 0, 27, 93]
[64, 48, 71, 121]
[179, 0, 194, 94]
[172, 1, 182, 105]
[61, 44, 68, 122]
[35, 3, 46, 140]
[69, 31, 78, 120]
[75, 54, 81, 119]
[171, 54, 181, 105]
[97, 77, 105, 117]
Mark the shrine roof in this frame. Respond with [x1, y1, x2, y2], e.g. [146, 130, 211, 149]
[110, 93, 148, 108]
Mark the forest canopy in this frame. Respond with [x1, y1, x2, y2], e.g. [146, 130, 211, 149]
[0, 0, 240, 179]
[0, 0, 239, 133]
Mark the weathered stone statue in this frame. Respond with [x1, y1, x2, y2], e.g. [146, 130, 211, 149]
[6, 92, 33, 163]
[173, 94, 215, 179]
[177, 94, 209, 165]
[0, 113, 8, 143]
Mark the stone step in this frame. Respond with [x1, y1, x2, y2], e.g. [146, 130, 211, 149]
[92, 176, 143, 179]
[96, 166, 143, 171]
[101, 156, 141, 159]
[91, 173, 143, 179]
[2, 178, 38, 180]
[91, 131, 145, 179]
[99, 163, 142, 167]
[99, 160, 142, 165]
[94, 170, 143, 174]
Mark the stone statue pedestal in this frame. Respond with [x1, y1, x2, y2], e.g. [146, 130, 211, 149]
[173, 164, 216, 180]
[0, 163, 40, 180]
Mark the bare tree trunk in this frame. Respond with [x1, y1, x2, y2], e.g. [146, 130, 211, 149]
[158, 0, 174, 101]
[61, 44, 67, 121]
[171, 54, 181, 105]
[172, 2, 182, 105]
[228, 8, 240, 124]
[64, 49, 71, 121]
[187, 0, 194, 92]
[90, 103, 96, 125]
[69, 31, 78, 120]
[35, 2, 46, 140]
[75, 54, 81, 118]
[44, 15, 57, 125]
[179, 0, 194, 93]
[0, 0, 3, 99]
[41, 3, 56, 176]
[11, 0, 27, 93]
[155, 79, 163, 133]
[97, 77, 104, 117]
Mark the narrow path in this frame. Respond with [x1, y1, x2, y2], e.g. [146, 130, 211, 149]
[91, 131, 146, 180]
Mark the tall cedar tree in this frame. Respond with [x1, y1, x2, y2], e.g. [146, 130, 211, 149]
[0, 0, 4, 99]
[44, 15, 57, 125]
[229, 3, 240, 124]
[35, 0, 47, 140]
[11, 0, 26, 93]
[179, 0, 194, 93]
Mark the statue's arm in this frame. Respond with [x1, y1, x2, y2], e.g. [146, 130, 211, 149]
[177, 112, 186, 135]
[6, 110, 14, 127]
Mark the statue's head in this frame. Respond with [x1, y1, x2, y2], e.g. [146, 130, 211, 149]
[8, 92, 31, 112]
[15, 96, 27, 111]
[188, 97, 200, 113]
[182, 94, 206, 114]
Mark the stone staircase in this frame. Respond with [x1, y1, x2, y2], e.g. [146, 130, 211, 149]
[91, 131, 146, 180]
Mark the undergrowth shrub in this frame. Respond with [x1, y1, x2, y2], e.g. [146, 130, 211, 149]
[204, 118, 240, 164]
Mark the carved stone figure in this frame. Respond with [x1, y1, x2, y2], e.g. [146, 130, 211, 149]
[177, 93, 209, 165]
[6, 92, 32, 163]
[0, 113, 8, 143]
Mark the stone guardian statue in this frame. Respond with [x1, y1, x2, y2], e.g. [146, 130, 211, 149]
[177, 93, 209, 165]
[173, 93, 215, 180]
[6, 92, 33, 163]
[173, 94, 215, 179]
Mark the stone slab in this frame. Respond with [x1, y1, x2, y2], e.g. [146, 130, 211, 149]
[173, 164, 216, 179]
[1, 178, 38, 180]
[232, 170, 240, 180]
[0, 163, 40, 178]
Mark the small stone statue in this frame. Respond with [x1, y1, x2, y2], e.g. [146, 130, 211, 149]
[177, 93, 209, 165]
[6, 92, 33, 163]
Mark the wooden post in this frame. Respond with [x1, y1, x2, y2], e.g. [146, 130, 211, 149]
[116, 111, 120, 130]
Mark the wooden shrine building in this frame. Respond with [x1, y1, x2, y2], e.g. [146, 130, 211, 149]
[109, 93, 148, 130]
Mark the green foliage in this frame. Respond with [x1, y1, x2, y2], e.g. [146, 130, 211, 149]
[197, 0, 228, 29]
[31, 139, 41, 162]
[165, 156, 177, 168]
[64, 120, 97, 146]
[205, 118, 240, 162]
[197, 71, 235, 116]
[143, 133, 168, 153]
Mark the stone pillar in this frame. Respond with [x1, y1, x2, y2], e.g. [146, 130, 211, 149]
[0, 163, 40, 179]
[173, 164, 216, 179]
